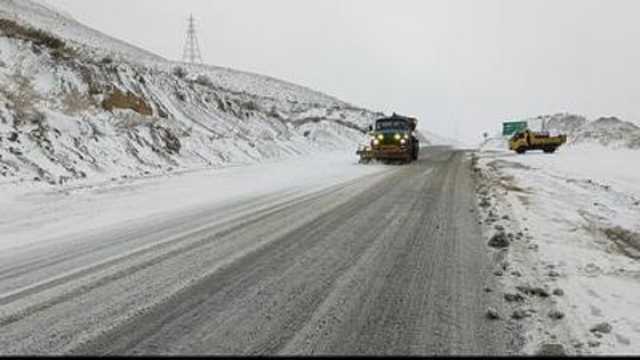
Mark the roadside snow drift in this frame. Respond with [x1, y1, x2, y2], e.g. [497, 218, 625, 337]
[474, 143, 640, 355]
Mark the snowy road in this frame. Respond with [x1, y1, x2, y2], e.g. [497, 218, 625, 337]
[0, 148, 514, 355]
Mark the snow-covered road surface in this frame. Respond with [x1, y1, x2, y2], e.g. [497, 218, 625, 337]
[0, 151, 388, 252]
[0, 147, 516, 355]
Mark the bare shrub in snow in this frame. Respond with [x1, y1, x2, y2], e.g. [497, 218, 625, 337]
[101, 56, 114, 65]
[194, 74, 213, 87]
[152, 126, 181, 154]
[516, 285, 550, 298]
[102, 89, 153, 116]
[536, 344, 566, 356]
[241, 100, 260, 112]
[268, 105, 281, 119]
[548, 310, 565, 320]
[486, 307, 500, 320]
[488, 232, 509, 248]
[175, 91, 186, 102]
[590, 322, 612, 334]
[0, 18, 66, 50]
[1, 74, 41, 126]
[172, 66, 187, 79]
[603, 227, 640, 259]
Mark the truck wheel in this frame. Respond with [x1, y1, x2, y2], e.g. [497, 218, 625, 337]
[516, 147, 526, 154]
[544, 147, 556, 154]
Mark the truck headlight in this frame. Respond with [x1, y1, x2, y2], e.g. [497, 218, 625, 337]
[373, 139, 380, 146]
[400, 139, 407, 145]
[394, 133, 402, 141]
[377, 134, 384, 141]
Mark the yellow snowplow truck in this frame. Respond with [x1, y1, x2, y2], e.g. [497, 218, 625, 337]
[509, 129, 567, 154]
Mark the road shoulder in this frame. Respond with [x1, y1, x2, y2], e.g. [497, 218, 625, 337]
[472, 148, 640, 355]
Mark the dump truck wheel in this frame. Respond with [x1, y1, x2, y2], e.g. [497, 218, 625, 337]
[516, 147, 527, 154]
[543, 146, 556, 154]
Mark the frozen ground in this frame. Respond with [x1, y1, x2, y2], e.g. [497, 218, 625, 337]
[0, 150, 391, 253]
[474, 142, 640, 355]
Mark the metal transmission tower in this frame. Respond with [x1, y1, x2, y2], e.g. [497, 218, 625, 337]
[182, 14, 203, 64]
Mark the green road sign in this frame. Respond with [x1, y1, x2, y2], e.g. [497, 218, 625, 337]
[502, 121, 528, 136]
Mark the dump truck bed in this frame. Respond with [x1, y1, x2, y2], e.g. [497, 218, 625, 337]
[509, 130, 567, 154]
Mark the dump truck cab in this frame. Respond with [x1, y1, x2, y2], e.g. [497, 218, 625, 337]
[509, 129, 567, 154]
[358, 113, 419, 164]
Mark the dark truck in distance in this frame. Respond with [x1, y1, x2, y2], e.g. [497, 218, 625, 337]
[357, 113, 420, 164]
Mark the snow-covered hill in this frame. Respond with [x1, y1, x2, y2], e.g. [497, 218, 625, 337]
[532, 113, 640, 150]
[480, 113, 640, 153]
[0, 0, 394, 187]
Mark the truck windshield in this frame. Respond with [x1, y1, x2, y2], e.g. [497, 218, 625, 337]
[376, 120, 408, 131]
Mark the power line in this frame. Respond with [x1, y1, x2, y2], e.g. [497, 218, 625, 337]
[182, 14, 203, 64]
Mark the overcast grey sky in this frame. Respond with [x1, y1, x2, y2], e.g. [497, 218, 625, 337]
[47, 0, 640, 143]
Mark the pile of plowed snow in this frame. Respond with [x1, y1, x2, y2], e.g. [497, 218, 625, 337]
[474, 144, 640, 355]
[0, 0, 399, 188]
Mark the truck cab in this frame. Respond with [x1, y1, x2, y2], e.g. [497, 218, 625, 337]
[359, 113, 419, 163]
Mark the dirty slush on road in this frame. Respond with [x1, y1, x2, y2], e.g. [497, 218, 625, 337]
[0, 148, 520, 356]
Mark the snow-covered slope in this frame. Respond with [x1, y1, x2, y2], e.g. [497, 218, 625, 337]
[0, 0, 163, 63]
[0, 0, 391, 187]
[480, 113, 640, 153]
[531, 113, 640, 150]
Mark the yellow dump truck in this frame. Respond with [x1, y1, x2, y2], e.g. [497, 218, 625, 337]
[509, 129, 567, 154]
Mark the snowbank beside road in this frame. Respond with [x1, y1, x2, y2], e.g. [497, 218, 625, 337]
[0, 150, 391, 253]
[473, 144, 640, 355]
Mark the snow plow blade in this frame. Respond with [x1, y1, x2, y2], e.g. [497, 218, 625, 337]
[357, 146, 375, 164]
